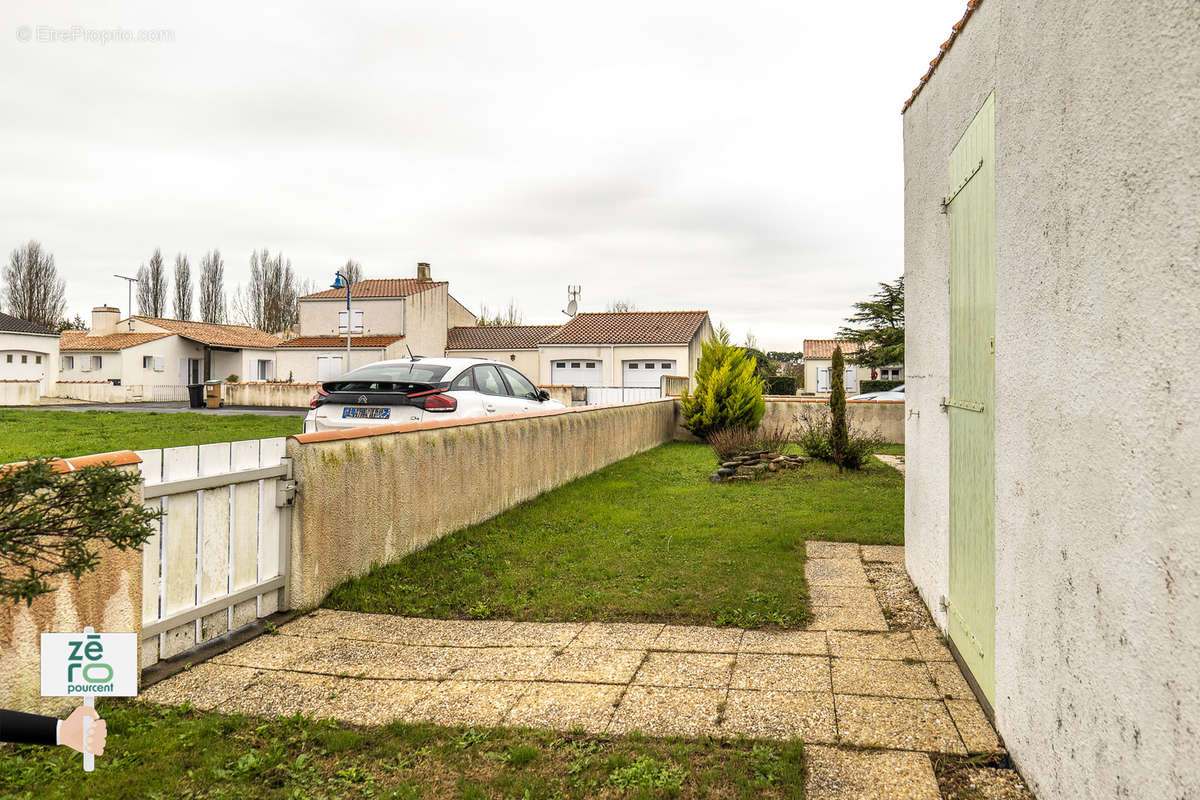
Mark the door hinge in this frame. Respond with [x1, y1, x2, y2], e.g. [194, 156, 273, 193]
[941, 397, 985, 413]
[943, 157, 984, 209]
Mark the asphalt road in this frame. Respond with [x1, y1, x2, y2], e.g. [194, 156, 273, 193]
[12, 402, 307, 417]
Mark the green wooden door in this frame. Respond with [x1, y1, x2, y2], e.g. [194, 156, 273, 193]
[946, 92, 996, 707]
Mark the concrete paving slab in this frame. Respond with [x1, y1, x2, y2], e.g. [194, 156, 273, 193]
[739, 629, 828, 655]
[927, 661, 977, 700]
[540, 648, 646, 684]
[652, 624, 744, 653]
[730, 654, 830, 692]
[911, 629, 955, 662]
[808, 604, 889, 631]
[804, 745, 940, 800]
[860, 545, 905, 563]
[220, 671, 347, 718]
[505, 682, 622, 733]
[805, 541, 861, 559]
[828, 632, 919, 661]
[832, 658, 941, 699]
[804, 558, 871, 587]
[210, 633, 324, 670]
[633, 652, 734, 688]
[494, 622, 584, 648]
[322, 679, 438, 725]
[946, 699, 1004, 753]
[140, 663, 262, 710]
[608, 686, 723, 737]
[835, 695, 966, 754]
[721, 689, 837, 743]
[407, 680, 529, 727]
[571, 622, 664, 650]
[293, 640, 476, 680]
[453, 647, 558, 681]
[809, 585, 880, 607]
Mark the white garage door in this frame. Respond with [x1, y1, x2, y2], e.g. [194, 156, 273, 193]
[622, 359, 676, 388]
[550, 358, 602, 386]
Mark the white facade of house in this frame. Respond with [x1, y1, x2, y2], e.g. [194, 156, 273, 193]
[538, 344, 694, 388]
[0, 330, 59, 393]
[903, 2, 1199, 798]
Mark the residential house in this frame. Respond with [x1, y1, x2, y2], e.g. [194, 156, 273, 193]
[278, 263, 476, 381]
[537, 311, 712, 388]
[0, 312, 59, 393]
[444, 325, 559, 383]
[802, 339, 902, 395]
[903, 1, 1198, 797]
[59, 306, 281, 390]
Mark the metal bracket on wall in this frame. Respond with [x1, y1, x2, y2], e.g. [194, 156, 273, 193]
[940, 397, 984, 413]
[942, 157, 984, 210]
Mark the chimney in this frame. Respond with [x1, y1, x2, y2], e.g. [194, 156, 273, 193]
[90, 306, 120, 336]
[416, 262, 431, 281]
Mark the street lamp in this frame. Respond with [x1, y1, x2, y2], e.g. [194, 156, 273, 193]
[331, 271, 351, 371]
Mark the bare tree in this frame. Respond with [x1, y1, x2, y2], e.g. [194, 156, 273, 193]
[236, 249, 299, 333]
[341, 259, 363, 285]
[172, 253, 193, 320]
[476, 299, 525, 326]
[3, 240, 66, 329]
[606, 299, 637, 312]
[198, 249, 226, 323]
[136, 248, 169, 317]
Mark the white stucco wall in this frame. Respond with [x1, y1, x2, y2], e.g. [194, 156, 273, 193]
[299, 297, 406, 337]
[903, 1, 1200, 797]
[446, 349, 541, 383]
[538, 344, 692, 388]
[275, 347, 389, 382]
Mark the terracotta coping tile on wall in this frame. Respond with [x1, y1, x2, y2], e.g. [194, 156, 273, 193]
[2, 450, 143, 473]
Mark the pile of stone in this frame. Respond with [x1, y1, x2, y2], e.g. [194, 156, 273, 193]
[710, 451, 809, 483]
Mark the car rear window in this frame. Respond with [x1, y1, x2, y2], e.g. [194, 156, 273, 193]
[326, 363, 450, 392]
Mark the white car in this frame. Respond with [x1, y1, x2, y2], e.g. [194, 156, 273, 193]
[303, 357, 564, 433]
[850, 383, 905, 401]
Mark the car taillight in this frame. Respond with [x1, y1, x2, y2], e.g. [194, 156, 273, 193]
[310, 388, 329, 409]
[423, 393, 457, 412]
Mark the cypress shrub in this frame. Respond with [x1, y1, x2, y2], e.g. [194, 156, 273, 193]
[829, 346, 849, 471]
[680, 325, 766, 439]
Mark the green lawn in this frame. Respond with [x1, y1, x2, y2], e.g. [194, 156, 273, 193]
[0, 701, 805, 800]
[0, 410, 303, 462]
[324, 442, 903, 629]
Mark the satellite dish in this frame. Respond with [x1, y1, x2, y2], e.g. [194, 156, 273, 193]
[566, 299, 578, 316]
[562, 285, 581, 317]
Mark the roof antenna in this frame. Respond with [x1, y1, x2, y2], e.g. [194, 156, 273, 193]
[406, 344, 420, 360]
[562, 285, 581, 317]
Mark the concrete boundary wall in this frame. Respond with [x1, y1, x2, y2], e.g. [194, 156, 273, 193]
[223, 382, 320, 408]
[0, 380, 40, 406]
[761, 398, 904, 444]
[285, 398, 678, 608]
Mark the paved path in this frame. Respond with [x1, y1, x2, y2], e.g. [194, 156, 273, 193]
[144, 543, 1002, 799]
[874, 453, 906, 475]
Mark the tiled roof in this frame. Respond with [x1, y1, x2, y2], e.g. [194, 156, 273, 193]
[276, 335, 404, 349]
[0, 312, 56, 335]
[300, 279, 444, 300]
[60, 330, 171, 351]
[446, 325, 560, 351]
[540, 311, 709, 346]
[902, 0, 982, 113]
[802, 339, 862, 360]
[134, 316, 281, 348]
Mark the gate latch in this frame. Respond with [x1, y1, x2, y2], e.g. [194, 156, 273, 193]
[275, 479, 297, 507]
[940, 397, 985, 413]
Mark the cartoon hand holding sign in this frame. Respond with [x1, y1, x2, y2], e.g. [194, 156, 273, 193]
[36, 625, 138, 771]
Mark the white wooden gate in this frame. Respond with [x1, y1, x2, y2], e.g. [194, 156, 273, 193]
[137, 437, 295, 668]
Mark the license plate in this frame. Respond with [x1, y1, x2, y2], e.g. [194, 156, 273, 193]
[342, 407, 390, 420]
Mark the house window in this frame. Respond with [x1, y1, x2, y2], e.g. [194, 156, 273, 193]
[35, 355, 41, 364]
[644, 362, 654, 369]
[256, 359, 272, 380]
[586, 362, 596, 368]
[571, 362, 580, 368]
[628, 363, 638, 369]
[661, 363, 670, 369]
[555, 361, 566, 368]
[93, 356, 103, 369]
[4, 354, 10, 363]
[21, 355, 28, 364]
[62, 356, 74, 370]
[143, 356, 153, 369]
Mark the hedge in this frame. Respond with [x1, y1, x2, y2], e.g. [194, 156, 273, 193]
[765, 376, 797, 395]
[858, 379, 903, 394]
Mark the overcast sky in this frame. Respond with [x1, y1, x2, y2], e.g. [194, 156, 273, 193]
[2, 1, 961, 350]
